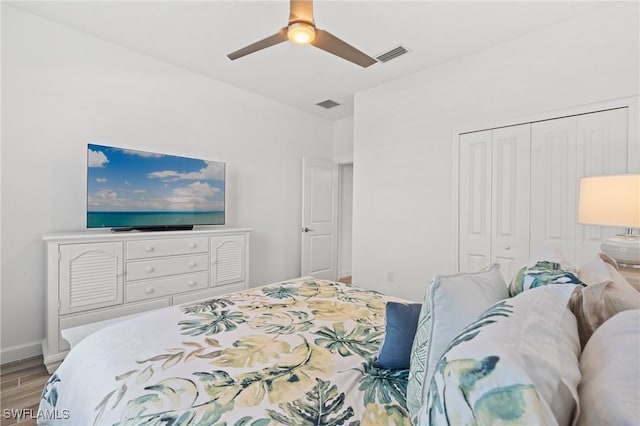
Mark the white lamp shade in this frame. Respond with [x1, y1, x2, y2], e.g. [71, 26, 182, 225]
[578, 174, 640, 228]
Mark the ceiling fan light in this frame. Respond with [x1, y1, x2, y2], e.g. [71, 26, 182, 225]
[287, 23, 315, 44]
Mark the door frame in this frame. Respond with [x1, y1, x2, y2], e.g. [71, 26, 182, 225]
[337, 162, 353, 281]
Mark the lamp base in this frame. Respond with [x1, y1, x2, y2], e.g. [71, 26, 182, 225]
[618, 264, 640, 291]
[601, 234, 640, 266]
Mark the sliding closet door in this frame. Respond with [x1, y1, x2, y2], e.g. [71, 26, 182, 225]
[575, 108, 628, 265]
[459, 130, 492, 272]
[491, 125, 531, 281]
[530, 117, 577, 260]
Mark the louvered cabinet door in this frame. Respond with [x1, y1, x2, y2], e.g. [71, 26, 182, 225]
[59, 242, 124, 315]
[211, 235, 246, 287]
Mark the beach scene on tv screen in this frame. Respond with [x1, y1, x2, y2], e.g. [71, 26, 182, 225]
[87, 144, 225, 228]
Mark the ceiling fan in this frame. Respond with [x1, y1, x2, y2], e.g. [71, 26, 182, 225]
[227, 0, 377, 68]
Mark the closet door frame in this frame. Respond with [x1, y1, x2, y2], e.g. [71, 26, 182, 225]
[452, 96, 639, 272]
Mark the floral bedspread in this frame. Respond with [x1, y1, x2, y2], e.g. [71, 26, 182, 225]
[39, 279, 411, 426]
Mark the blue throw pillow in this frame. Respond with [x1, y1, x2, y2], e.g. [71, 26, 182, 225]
[374, 301, 422, 370]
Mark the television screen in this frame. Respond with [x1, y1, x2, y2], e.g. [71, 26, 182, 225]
[87, 144, 225, 229]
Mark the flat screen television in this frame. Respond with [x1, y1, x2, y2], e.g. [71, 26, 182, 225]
[87, 144, 225, 231]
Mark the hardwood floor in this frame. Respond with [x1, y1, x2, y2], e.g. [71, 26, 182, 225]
[1, 356, 50, 426]
[338, 276, 352, 285]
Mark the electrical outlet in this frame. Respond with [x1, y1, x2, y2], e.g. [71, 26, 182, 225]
[386, 271, 394, 282]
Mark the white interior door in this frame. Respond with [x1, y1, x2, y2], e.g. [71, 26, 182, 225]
[491, 124, 531, 282]
[575, 108, 628, 265]
[459, 130, 492, 272]
[530, 116, 578, 261]
[301, 158, 338, 280]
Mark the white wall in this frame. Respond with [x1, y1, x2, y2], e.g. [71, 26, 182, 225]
[352, 3, 640, 301]
[333, 117, 354, 164]
[0, 6, 333, 362]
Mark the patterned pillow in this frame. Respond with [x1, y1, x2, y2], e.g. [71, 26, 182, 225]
[509, 260, 584, 297]
[406, 264, 507, 422]
[420, 285, 581, 426]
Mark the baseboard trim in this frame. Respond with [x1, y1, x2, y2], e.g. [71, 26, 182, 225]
[1, 340, 43, 365]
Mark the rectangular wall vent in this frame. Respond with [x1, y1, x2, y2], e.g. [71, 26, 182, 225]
[316, 99, 341, 109]
[376, 45, 409, 63]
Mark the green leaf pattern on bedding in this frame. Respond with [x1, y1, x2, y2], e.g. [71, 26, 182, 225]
[40, 374, 60, 407]
[78, 279, 410, 426]
[314, 323, 383, 357]
[266, 378, 356, 426]
[356, 361, 409, 406]
[179, 310, 247, 336]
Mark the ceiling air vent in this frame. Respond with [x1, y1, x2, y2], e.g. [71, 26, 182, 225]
[376, 45, 409, 63]
[316, 99, 341, 109]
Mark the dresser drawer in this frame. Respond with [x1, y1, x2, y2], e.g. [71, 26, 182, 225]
[126, 254, 209, 281]
[126, 237, 208, 259]
[126, 272, 209, 303]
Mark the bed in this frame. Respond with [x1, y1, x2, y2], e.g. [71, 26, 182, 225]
[38, 278, 412, 425]
[39, 254, 640, 425]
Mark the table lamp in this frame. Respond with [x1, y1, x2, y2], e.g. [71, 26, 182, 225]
[578, 174, 640, 288]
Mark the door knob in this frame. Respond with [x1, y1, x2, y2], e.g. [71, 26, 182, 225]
[301, 227, 315, 233]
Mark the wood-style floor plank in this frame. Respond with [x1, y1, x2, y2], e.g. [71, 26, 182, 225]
[0, 356, 51, 426]
[338, 276, 352, 285]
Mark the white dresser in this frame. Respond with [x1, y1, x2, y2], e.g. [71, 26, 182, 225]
[42, 228, 251, 372]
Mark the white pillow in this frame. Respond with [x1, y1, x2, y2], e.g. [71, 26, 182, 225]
[406, 264, 508, 421]
[571, 255, 640, 347]
[578, 254, 633, 287]
[578, 309, 640, 426]
[420, 285, 582, 426]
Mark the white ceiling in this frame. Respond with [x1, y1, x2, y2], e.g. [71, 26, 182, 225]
[9, 1, 609, 121]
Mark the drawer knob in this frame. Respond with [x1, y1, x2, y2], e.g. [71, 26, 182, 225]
[146, 246, 154, 252]
[146, 266, 154, 273]
[189, 261, 197, 268]
[504, 245, 511, 251]
[145, 288, 154, 294]
[189, 243, 197, 249]
[188, 280, 197, 287]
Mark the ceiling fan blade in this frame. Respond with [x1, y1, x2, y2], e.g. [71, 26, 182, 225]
[289, 0, 314, 25]
[228, 28, 288, 60]
[311, 28, 377, 68]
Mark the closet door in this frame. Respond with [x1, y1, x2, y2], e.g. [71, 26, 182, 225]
[459, 130, 492, 272]
[531, 108, 628, 265]
[491, 125, 531, 282]
[530, 116, 578, 261]
[575, 108, 629, 265]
